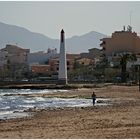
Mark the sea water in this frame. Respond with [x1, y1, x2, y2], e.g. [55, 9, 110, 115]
[0, 89, 110, 120]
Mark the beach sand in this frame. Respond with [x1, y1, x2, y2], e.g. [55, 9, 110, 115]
[0, 85, 140, 138]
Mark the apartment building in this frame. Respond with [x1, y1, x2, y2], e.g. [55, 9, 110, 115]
[48, 54, 80, 74]
[31, 64, 50, 75]
[76, 58, 94, 66]
[100, 26, 140, 57]
[0, 50, 8, 67]
[0, 44, 30, 79]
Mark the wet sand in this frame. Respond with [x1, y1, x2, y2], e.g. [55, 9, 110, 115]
[0, 85, 140, 138]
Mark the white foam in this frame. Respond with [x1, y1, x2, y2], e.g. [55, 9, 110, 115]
[23, 100, 36, 103]
[0, 89, 69, 97]
[18, 105, 35, 108]
[34, 97, 46, 101]
[0, 111, 13, 115]
[0, 106, 10, 110]
[50, 89, 68, 93]
[0, 112, 30, 120]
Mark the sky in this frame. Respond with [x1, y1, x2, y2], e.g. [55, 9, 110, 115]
[0, 1, 140, 39]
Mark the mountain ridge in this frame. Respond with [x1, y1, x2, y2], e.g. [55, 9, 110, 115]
[0, 22, 108, 53]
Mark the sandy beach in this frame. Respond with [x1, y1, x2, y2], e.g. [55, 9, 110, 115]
[0, 85, 140, 138]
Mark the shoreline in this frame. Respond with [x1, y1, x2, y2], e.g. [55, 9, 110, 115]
[0, 102, 140, 138]
[0, 82, 117, 89]
[0, 97, 112, 121]
[0, 85, 140, 138]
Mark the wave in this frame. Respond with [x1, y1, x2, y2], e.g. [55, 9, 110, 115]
[0, 89, 68, 96]
[0, 111, 31, 120]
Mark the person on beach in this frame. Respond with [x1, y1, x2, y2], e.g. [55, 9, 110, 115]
[92, 91, 96, 106]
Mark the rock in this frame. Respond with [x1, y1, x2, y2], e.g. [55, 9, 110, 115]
[97, 100, 106, 103]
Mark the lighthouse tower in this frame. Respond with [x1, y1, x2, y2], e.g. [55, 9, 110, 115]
[58, 29, 67, 84]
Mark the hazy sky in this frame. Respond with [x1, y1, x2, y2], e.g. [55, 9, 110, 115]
[0, 1, 140, 39]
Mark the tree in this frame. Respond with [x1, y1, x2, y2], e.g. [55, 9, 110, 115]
[104, 68, 121, 82]
[120, 53, 137, 83]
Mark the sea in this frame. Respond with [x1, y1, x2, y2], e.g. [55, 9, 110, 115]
[0, 89, 109, 120]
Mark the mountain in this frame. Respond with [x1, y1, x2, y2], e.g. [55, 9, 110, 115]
[0, 22, 107, 54]
[66, 31, 107, 53]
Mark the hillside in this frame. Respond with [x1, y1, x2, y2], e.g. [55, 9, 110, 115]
[0, 22, 107, 53]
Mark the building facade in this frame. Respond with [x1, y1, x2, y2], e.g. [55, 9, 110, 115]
[0, 50, 8, 67]
[49, 54, 79, 75]
[76, 58, 94, 66]
[0, 44, 30, 79]
[100, 28, 140, 57]
[28, 48, 58, 64]
[31, 64, 50, 75]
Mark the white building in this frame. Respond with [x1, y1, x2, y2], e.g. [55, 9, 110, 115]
[28, 48, 58, 64]
[127, 57, 140, 68]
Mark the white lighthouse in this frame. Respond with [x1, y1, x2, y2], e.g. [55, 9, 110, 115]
[58, 29, 67, 84]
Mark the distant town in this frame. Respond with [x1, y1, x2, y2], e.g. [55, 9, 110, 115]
[0, 25, 140, 84]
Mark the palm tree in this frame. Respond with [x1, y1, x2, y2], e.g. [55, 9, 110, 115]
[120, 53, 137, 83]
